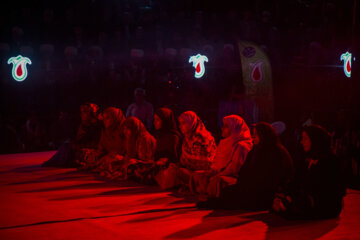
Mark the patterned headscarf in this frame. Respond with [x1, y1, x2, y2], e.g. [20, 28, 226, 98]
[178, 111, 216, 170]
[179, 111, 207, 137]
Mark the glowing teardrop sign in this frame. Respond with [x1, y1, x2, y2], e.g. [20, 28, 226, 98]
[7, 55, 32, 81]
[340, 52, 352, 78]
[189, 54, 208, 78]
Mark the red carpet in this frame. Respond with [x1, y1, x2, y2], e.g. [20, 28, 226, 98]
[0, 151, 359, 239]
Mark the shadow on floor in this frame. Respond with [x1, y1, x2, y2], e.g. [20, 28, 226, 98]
[165, 210, 339, 239]
[0, 206, 196, 230]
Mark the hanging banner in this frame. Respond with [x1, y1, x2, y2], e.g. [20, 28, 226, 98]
[238, 41, 274, 121]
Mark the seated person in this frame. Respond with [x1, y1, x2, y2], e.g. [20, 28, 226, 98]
[190, 115, 253, 198]
[273, 125, 346, 219]
[43, 103, 102, 168]
[147, 108, 182, 186]
[109, 117, 156, 181]
[176, 111, 217, 192]
[153, 108, 182, 165]
[197, 122, 294, 210]
[77, 107, 126, 173]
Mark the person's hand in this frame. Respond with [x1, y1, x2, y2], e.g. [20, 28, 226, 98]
[156, 158, 168, 165]
[169, 163, 177, 168]
[273, 197, 287, 212]
[129, 158, 138, 165]
[115, 155, 124, 161]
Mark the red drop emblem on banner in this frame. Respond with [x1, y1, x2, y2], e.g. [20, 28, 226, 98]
[251, 62, 263, 82]
[16, 64, 23, 76]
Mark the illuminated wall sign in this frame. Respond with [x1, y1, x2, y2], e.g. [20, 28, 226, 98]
[7, 55, 32, 81]
[189, 54, 208, 78]
[340, 51, 352, 78]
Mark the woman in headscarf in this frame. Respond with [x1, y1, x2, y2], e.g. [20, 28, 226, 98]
[153, 108, 182, 164]
[176, 111, 217, 192]
[75, 103, 102, 149]
[128, 108, 182, 184]
[146, 108, 182, 186]
[43, 102, 102, 168]
[273, 125, 346, 219]
[80, 107, 126, 173]
[190, 115, 253, 197]
[197, 122, 294, 210]
[115, 117, 156, 181]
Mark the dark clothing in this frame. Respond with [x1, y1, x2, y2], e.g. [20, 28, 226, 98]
[75, 121, 102, 149]
[154, 108, 182, 163]
[280, 153, 345, 219]
[42, 121, 102, 168]
[155, 130, 181, 163]
[215, 144, 294, 210]
[276, 125, 346, 219]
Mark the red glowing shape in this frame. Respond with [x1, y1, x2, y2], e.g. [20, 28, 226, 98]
[346, 61, 351, 73]
[252, 65, 261, 81]
[251, 62, 263, 82]
[196, 63, 201, 73]
[16, 64, 23, 76]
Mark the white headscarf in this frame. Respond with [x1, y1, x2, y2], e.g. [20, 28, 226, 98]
[211, 115, 253, 176]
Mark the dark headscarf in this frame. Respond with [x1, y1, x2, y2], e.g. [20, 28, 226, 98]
[76, 102, 101, 148]
[155, 108, 178, 133]
[80, 102, 99, 121]
[252, 122, 280, 149]
[303, 124, 332, 159]
[154, 108, 181, 161]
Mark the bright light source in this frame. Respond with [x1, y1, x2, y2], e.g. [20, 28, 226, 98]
[189, 54, 208, 78]
[340, 51, 352, 78]
[7, 55, 32, 81]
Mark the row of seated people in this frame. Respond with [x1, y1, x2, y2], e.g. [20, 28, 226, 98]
[42, 102, 346, 220]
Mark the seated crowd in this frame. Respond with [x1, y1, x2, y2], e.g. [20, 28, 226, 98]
[42, 98, 346, 220]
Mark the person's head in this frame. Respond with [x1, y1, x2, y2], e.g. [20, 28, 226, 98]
[154, 108, 177, 131]
[153, 113, 162, 130]
[221, 115, 249, 139]
[301, 131, 311, 152]
[221, 122, 231, 138]
[102, 107, 125, 130]
[134, 88, 146, 104]
[252, 127, 260, 145]
[251, 122, 279, 147]
[178, 111, 201, 136]
[301, 125, 331, 157]
[123, 117, 145, 139]
[80, 103, 99, 124]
